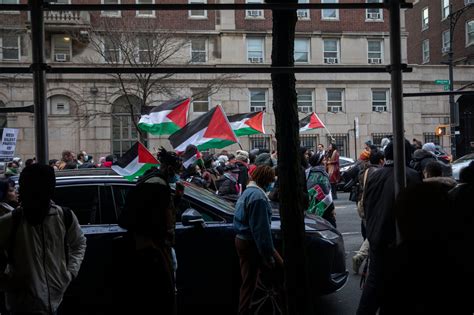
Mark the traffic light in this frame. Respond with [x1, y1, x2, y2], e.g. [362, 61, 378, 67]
[435, 125, 447, 136]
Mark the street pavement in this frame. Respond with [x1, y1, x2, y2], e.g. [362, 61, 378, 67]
[312, 192, 364, 314]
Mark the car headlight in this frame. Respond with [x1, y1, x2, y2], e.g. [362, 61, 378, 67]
[315, 230, 340, 240]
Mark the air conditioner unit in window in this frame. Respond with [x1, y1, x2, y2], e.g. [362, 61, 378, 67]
[373, 106, 386, 112]
[248, 57, 263, 63]
[368, 58, 382, 64]
[324, 57, 338, 64]
[247, 10, 262, 17]
[442, 46, 450, 54]
[367, 12, 381, 20]
[328, 106, 341, 113]
[465, 0, 474, 5]
[297, 10, 309, 19]
[54, 53, 68, 62]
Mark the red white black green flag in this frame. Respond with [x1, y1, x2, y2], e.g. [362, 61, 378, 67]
[138, 98, 190, 135]
[227, 111, 265, 137]
[299, 112, 325, 132]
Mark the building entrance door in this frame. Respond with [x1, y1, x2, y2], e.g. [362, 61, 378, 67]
[456, 95, 474, 157]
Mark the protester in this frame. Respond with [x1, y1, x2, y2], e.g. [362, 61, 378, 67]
[0, 164, 86, 314]
[234, 150, 250, 191]
[357, 141, 421, 315]
[4, 162, 19, 178]
[24, 158, 36, 167]
[102, 155, 114, 168]
[422, 160, 456, 192]
[0, 179, 17, 217]
[233, 165, 283, 315]
[58, 150, 77, 170]
[325, 143, 340, 200]
[48, 159, 59, 170]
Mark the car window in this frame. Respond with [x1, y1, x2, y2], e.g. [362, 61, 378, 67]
[54, 185, 100, 225]
[176, 182, 235, 214]
[100, 186, 118, 224]
[453, 154, 474, 164]
[112, 185, 133, 218]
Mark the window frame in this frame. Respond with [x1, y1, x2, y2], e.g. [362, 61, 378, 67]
[296, 89, 314, 113]
[191, 89, 210, 112]
[246, 37, 264, 63]
[48, 95, 73, 116]
[323, 38, 340, 64]
[367, 39, 383, 64]
[326, 88, 344, 113]
[422, 39, 430, 64]
[321, 0, 339, 21]
[442, 30, 450, 54]
[0, 0, 20, 14]
[136, 0, 155, 17]
[137, 36, 155, 64]
[1, 35, 20, 61]
[190, 38, 207, 63]
[249, 88, 267, 112]
[467, 20, 474, 47]
[101, 0, 121, 17]
[421, 7, 429, 30]
[102, 36, 121, 63]
[188, 0, 207, 19]
[366, 0, 383, 21]
[297, 0, 310, 20]
[441, 0, 450, 20]
[371, 89, 389, 112]
[294, 38, 310, 63]
[52, 35, 72, 62]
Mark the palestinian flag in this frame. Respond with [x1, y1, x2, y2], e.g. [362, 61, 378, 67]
[138, 98, 190, 135]
[227, 111, 265, 137]
[111, 142, 160, 181]
[182, 145, 202, 169]
[299, 112, 325, 132]
[169, 105, 238, 152]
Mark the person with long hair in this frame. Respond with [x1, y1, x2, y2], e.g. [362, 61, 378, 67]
[325, 143, 341, 200]
[233, 165, 283, 315]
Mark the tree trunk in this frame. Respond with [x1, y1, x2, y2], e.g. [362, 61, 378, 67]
[268, 2, 311, 314]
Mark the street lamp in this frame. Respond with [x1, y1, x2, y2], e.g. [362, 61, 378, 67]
[447, 3, 473, 160]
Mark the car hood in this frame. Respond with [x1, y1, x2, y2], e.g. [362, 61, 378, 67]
[452, 161, 472, 180]
[270, 212, 339, 233]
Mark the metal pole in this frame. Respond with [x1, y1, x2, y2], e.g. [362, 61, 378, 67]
[354, 120, 357, 160]
[448, 5, 457, 160]
[389, 0, 406, 197]
[30, 0, 49, 164]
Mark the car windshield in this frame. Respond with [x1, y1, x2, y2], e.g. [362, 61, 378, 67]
[175, 181, 236, 214]
[453, 153, 474, 164]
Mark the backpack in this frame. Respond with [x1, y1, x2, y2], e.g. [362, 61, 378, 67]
[357, 169, 370, 219]
[7, 205, 74, 266]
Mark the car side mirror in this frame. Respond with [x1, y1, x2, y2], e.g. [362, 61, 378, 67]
[182, 208, 205, 227]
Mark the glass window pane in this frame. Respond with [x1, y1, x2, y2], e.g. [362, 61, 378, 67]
[324, 40, 337, 51]
[251, 90, 265, 101]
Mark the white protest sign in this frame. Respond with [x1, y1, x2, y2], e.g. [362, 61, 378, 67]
[0, 128, 19, 162]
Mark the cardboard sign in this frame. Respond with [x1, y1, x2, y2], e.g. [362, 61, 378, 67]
[0, 128, 19, 162]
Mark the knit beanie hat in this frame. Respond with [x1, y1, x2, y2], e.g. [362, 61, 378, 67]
[235, 150, 249, 162]
[359, 150, 371, 161]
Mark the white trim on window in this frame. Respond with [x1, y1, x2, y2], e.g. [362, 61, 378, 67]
[0, 0, 20, 14]
[102, 36, 121, 63]
[191, 89, 210, 113]
[297, 0, 310, 20]
[441, 0, 450, 20]
[422, 39, 430, 64]
[326, 88, 344, 113]
[190, 38, 207, 63]
[52, 35, 72, 62]
[249, 88, 267, 112]
[421, 7, 429, 30]
[323, 38, 340, 64]
[442, 30, 450, 54]
[136, 0, 155, 17]
[371, 89, 389, 112]
[246, 37, 264, 63]
[321, 0, 339, 20]
[101, 0, 121, 17]
[366, 0, 383, 22]
[294, 38, 310, 63]
[188, 0, 207, 19]
[245, 0, 264, 19]
[467, 20, 474, 47]
[296, 89, 314, 113]
[367, 39, 383, 64]
[0, 35, 20, 61]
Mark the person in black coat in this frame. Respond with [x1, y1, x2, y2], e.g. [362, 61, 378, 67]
[357, 141, 421, 315]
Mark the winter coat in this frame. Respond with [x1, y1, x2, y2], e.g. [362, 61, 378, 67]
[423, 176, 457, 193]
[234, 160, 250, 191]
[0, 204, 87, 314]
[364, 163, 422, 251]
[410, 149, 437, 173]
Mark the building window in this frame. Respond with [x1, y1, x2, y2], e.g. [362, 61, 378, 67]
[112, 95, 146, 157]
[297, 0, 310, 20]
[249, 89, 266, 112]
[423, 132, 441, 146]
[102, 0, 120, 17]
[190, 38, 207, 63]
[1, 35, 20, 61]
[467, 20, 474, 46]
[422, 39, 430, 63]
[367, 40, 383, 64]
[247, 37, 264, 63]
[366, 0, 383, 21]
[52, 35, 72, 62]
[191, 89, 209, 112]
[327, 88, 344, 113]
[0, 0, 19, 14]
[327, 133, 349, 157]
[136, 0, 154, 17]
[297, 89, 313, 113]
[422, 7, 429, 30]
[372, 133, 392, 148]
[300, 134, 319, 150]
[322, 0, 339, 20]
[103, 37, 121, 63]
[323, 39, 339, 64]
[48, 95, 74, 115]
[442, 30, 450, 53]
[441, 0, 449, 20]
[189, 0, 207, 18]
[246, 0, 263, 19]
[138, 36, 154, 63]
[249, 134, 270, 150]
[294, 38, 309, 63]
[372, 89, 389, 112]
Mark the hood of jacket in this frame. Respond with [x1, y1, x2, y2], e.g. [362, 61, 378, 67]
[423, 176, 457, 188]
[413, 149, 435, 161]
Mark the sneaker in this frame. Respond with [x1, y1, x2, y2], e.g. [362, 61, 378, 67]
[352, 253, 365, 274]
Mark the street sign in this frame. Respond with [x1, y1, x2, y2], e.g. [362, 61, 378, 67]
[435, 80, 450, 85]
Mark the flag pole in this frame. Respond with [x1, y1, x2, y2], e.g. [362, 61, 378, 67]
[324, 126, 336, 143]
